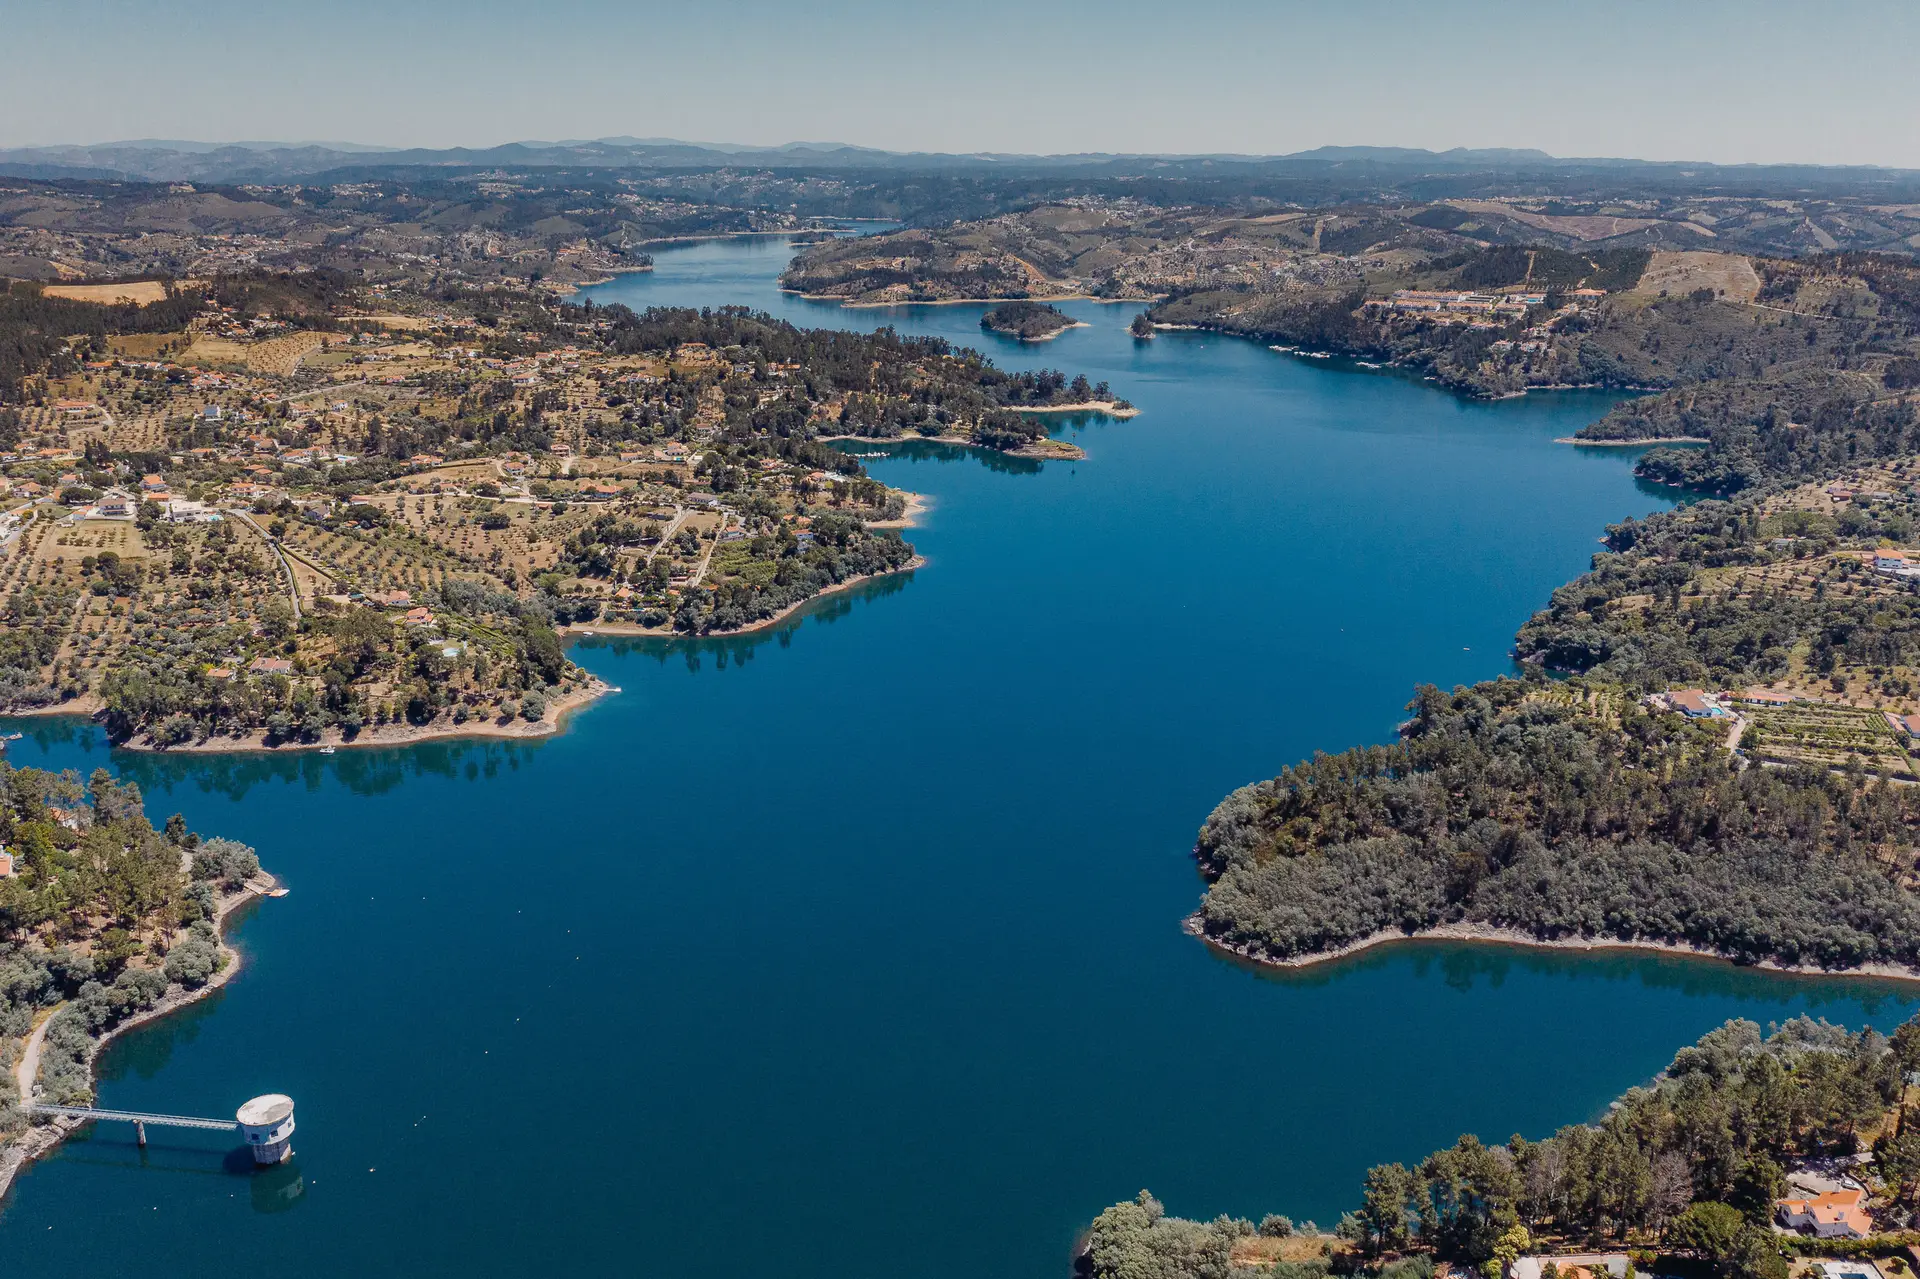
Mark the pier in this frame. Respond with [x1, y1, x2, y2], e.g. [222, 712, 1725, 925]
[30, 1094, 295, 1163]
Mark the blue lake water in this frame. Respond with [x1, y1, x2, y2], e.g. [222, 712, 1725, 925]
[3, 236, 1914, 1277]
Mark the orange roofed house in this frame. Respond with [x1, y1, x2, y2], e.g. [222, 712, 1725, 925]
[1776, 1188, 1872, 1238]
[1667, 689, 1726, 719]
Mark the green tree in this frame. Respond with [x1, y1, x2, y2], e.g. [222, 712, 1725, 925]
[1874, 1120, 1920, 1209]
[92, 926, 142, 977]
[1418, 1135, 1520, 1262]
[1358, 1162, 1418, 1253]
[1727, 1155, 1785, 1222]
[1892, 1017, 1920, 1078]
[1665, 1202, 1745, 1262]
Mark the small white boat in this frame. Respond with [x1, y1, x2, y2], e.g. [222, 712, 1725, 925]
[319, 745, 336, 755]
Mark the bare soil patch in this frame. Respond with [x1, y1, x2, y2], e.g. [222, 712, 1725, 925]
[42, 280, 169, 306]
[1631, 250, 1763, 302]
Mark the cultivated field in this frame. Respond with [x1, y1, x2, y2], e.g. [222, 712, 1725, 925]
[246, 331, 332, 376]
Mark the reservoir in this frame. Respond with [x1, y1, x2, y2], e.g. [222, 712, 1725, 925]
[3, 237, 1914, 1276]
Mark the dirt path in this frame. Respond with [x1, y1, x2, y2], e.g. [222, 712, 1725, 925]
[230, 510, 302, 621]
[686, 513, 732, 588]
[12, 1008, 55, 1103]
[644, 506, 688, 568]
[1726, 713, 1751, 761]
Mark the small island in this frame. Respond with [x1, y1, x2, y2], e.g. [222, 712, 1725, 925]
[980, 301, 1079, 342]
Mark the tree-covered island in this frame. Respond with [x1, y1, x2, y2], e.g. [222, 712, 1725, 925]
[980, 301, 1080, 341]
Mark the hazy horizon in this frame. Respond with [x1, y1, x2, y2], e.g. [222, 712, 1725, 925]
[7, 137, 1919, 172]
[5, 0, 1919, 168]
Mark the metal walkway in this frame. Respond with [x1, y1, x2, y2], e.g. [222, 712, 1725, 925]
[30, 1103, 237, 1132]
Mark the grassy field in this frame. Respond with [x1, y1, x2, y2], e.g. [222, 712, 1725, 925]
[106, 332, 186, 358]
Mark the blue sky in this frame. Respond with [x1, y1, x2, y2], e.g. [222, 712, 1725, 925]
[6, 0, 1917, 166]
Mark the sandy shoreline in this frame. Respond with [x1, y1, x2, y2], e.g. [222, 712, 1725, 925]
[0, 873, 278, 1203]
[549, 263, 656, 294]
[1183, 916, 1920, 985]
[869, 490, 930, 530]
[1014, 399, 1140, 418]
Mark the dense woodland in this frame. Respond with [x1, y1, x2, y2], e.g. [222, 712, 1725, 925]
[1087, 1016, 1920, 1279]
[1583, 254, 1920, 494]
[1185, 244, 1920, 974]
[1195, 676, 1920, 969]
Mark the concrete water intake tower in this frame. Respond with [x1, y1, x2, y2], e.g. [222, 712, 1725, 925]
[236, 1095, 296, 1165]
[30, 1092, 298, 1166]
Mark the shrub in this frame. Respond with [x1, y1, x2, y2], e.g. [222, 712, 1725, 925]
[191, 837, 259, 890]
[162, 933, 221, 988]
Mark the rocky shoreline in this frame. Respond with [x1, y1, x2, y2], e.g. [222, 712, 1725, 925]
[1182, 915, 1920, 986]
[562, 557, 926, 642]
[110, 679, 612, 756]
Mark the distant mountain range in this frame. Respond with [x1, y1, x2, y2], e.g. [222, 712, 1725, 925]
[1, 138, 1914, 187]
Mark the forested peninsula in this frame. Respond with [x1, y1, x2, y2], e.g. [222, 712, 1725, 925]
[1, 764, 271, 1200]
[1193, 427, 1920, 975]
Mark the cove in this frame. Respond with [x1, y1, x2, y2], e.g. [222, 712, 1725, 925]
[2, 237, 1915, 1278]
